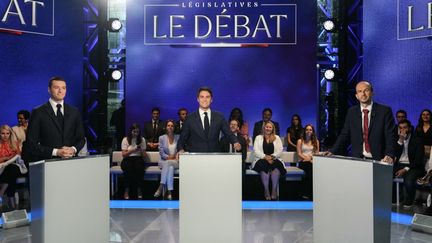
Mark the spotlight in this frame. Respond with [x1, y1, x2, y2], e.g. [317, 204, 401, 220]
[323, 19, 336, 32]
[108, 69, 122, 81]
[108, 18, 122, 32]
[324, 69, 337, 81]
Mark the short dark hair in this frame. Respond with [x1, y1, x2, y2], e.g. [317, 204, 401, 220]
[396, 110, 407, 116]
[197, 86, 213, 97]
[17, 110, 30, 119]
[177, 108, 188, 115]
[151, 107, 160, 113]
[48, 76, 66, 88]
[262, 108, 273, 115]
[398, 119, 411, 128]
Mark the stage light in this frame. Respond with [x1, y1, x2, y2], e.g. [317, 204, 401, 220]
[108, 18, 122, 32]
[108, 69, 122, 81]
[323, 19, 336, 32]
[324, 69, 336, 81]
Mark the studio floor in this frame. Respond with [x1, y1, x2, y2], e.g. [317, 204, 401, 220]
[1, 201, 432, 242]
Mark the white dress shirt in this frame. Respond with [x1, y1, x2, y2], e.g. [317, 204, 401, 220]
[198, 108, 211, 129]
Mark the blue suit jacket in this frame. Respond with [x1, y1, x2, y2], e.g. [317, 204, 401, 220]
[331, 102, 397, 160]
[177, 110, 238, 152]
[159, 134, 180, 160]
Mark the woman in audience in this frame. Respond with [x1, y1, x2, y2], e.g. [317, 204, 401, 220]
[121, 123, 147, 199]
[415, 109, 432, 160]
[154, 120, 179, 200]
[296, 124, 320, 200]
[0, 125, 22, 209]
[252, 121, 286, 200]
[12, 110, 30, 150]
[229, 107, 250, 146]
[286, 114, 304, 151]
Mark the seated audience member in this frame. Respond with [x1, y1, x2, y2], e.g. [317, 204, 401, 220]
[154, 120, 179, 200]
[296, 124, 320, 200]
[286, 114, 304, 151]
[252, 121, 286, 200]
[174, 108, 188, 134]
[12, 110, 30, 150]
[415, 109, 432, 160]
[394, 119, 425, 208]
[143, 107, 165, 151]
[253, 108, 280, 143]
[229, 108, 250, 146]
[220, 119, 248, 175]
[121, 123, 147, 199]
[395, 110, 407, 124]
[0, 125, 22, 209]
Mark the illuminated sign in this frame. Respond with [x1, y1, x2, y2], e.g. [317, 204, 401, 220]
[144, 1, 297, 45]
[0, 0, 54, 36]
[398, 0, 432, 40]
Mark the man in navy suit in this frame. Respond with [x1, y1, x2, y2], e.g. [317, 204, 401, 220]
[23, 76, 85, 162]
[252, 108, 280, 143]
[329, 81, 397, 163]
[177, 87, 240, 153]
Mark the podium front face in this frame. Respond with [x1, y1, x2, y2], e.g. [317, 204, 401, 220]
[179, 153, 242, 243]
[313, 156, 393, 243]
[29, 155, 110, 243]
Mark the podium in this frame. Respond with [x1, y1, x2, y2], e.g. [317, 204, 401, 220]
[313, 155, 393, 243]
[29, 155, 110, 243]
[179, 153, 242, 243]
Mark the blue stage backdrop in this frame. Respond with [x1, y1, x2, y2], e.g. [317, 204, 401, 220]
[0, 0, 83, 126]
[364, 0, 432, 124]
[126, 0, 317, 137]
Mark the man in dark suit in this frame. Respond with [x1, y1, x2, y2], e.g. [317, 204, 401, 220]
[220, 119, 247, 162]
[252, 108, 280, 143]
[329, 81, 397, 163]
[174, 108, 188, 134]
[177, 87, 240, 153]
[23, 76, 85, 162]
[143, 107, 165, 151]
[393, 119, 425, 208]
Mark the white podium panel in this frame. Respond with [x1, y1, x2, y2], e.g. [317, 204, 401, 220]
[313, 155, 393, 243]
[180, 153, 242, 243]
[30, 155, 110, 243]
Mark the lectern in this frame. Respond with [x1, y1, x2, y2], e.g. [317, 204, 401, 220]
[179, 153, 242, 243]
[29, 155, 110, 243]
[313, 155, 393, 243]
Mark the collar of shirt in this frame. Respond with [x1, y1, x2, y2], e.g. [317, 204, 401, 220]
[199, 108, 211, 126]
[360, 101, 373, 112]
[49, 98, 64, 115]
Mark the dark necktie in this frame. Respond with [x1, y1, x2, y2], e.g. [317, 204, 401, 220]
[362, 109, 371, 153]
[204, 112, 210, 137]
[153, 121, 158, 142]
[56, 104, 64, 128]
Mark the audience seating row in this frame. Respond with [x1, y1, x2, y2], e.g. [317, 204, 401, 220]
[110, 151, 304, 196]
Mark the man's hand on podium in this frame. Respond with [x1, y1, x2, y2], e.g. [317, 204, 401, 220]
[57, 147, 75, 158]
[233, 142, 241, 151]
[381, 155, 394, 164]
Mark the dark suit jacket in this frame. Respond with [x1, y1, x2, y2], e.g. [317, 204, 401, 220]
[252, 120, 280, 143]
[174, 120, 184, 135]
[23, 102, 85, 162]
[143, 120, 165, 143]
[177, 110, 238, 152]
[331, 102, 397, 160]
[220, 133, 247, 163]
[395, 135, 425, 171]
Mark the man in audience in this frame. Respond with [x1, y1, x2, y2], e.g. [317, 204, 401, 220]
[328, 81, 397, 163]
[252, 108, 280, 143]
[23, 76, 85, 162]
[395, 110, 407, 124]
[393, 119, 425, 208]
[143, 107, 165, 151]
[175, 108, 188, 134]
[220, 119, 247, 165]
[177, 87, 240, 153]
